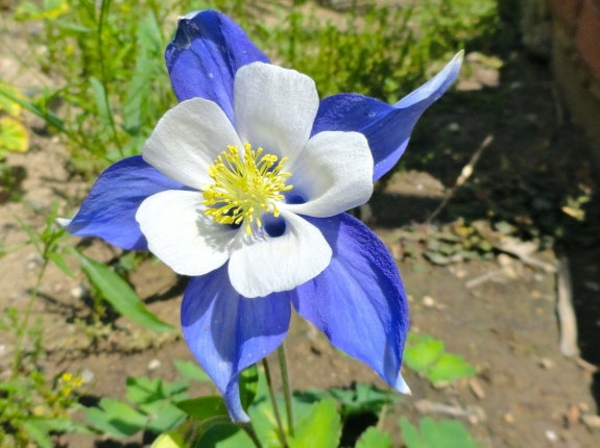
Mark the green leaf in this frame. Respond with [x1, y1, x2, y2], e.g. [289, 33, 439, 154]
[0, 81, 65, 135]
[84, 398, 147, 438]
[173, 359, 211, 382]
[404, 334, 444, 372]
[47, 251, 74, 277]
[145, 402, 187, 434]
[176, 396, 229, 421]
[423, 251, 451, 265]
[122, 11, 164, 135]
[400, 417, 482, 448]
[427, 354, 476, 383]
[328, 383, 396, 416]
[89, 77, 112, 129]
[0, 116, 29, 153]
[288, 398, 341, 448]
[399, 418, 426, 448]
[123, 377, 187, 433]
[239, 364, 259, 410]
[401, 417, 482, 448]
[356, 427, 392, 448]
[0, 380, 29, 392]
[151, 431, 187, 448]
[22, 417, 93, 435]
[22, 419, 52, 448]
[126, 377, 187, 409]
[198, 424, 254, 448]
[74, 251, 173, 332]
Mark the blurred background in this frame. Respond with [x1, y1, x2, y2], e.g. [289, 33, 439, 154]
[0, 1, 599, 447]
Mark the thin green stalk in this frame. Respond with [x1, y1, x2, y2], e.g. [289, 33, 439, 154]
[96, 0, 124, 157]
[277, 344, 295, 437]
[240, 422, 264, 448]
[10, 259, 48, 379]
[262, 358, 289, 448]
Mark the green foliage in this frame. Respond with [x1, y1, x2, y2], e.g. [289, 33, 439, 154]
[0, 203, 90, 446]
[84, 376, 188, 437]
[0, 116, 28, 154]
[404, 333, 476, 383]
[173, 359, 212, 382]
[297, 382, 399, 423]
[356, 427, 392, 448]
[8, 0, 190, 173]
[74, 249, 174, 332]
[288, 398, 341, 448]
[3, 0, 499, 178]
[0, 314, 90, 446]
[400, 417, 482, 448]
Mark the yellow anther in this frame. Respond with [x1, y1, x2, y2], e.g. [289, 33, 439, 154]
[202, 143, 293, 235]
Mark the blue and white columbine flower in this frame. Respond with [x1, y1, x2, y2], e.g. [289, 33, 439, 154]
[63, 10, 462, 422]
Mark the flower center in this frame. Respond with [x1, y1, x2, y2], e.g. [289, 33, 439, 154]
[202, 143, 293, 236]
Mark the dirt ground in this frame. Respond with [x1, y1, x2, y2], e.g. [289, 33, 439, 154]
[1, 2, 600, 448]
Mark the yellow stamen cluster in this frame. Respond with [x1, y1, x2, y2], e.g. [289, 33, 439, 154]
[203, 143, 293, 235]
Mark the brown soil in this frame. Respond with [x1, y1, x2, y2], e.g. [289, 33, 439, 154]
[1, 2, 600, 448]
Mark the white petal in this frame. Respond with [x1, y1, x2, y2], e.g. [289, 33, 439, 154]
[228, 211, 332, 298]
[234, 62, 319, 163]
[56, 218, 71, 227]
[143, 98, 242, 190]
[136, 190, 236, 276]
[284, 131, 373, 217]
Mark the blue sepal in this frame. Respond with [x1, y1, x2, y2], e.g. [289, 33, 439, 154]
[293, 213, 409, 390]
[166, 10, 269, 122]
[181, 266, 291, 422]
[65, 156, 184, 250]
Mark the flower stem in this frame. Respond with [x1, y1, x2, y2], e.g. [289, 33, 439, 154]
[262, 358, 288, 448]
[240, 422, 264, 448]
[277, 344, 295, 437]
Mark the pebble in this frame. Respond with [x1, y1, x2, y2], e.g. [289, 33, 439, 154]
[567, 404, 580, 427]
[469, 378, 486, 399]
[148, 358, 161, 370]
[447, 122, 460, 132]
[581, 414, 600, 430]
[504, 412, 515, 424]
[545, 430, 558, 442]
[70, 284, 87, 300]
[422, 296, 436, 307]
[539, 358, 554, 369]
[80, 368, 95, 384]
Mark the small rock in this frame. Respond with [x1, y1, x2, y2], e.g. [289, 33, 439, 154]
[497, 253, 513, 267]
[147, 359, 161, 370]
[422, 296, 436, 307]
[447, 122, 460, 132]
[545, 430, 558, 442]
[504, 412, 515, 424]
[80, 369, 95, 384]
[567, 404, 580, 427]
[581, 414, 600, 430]
[70, 284, 87, 300]
[539, 358, 554, 369]
[579, 402, 590, 413]
[469, 378, 485, 399]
